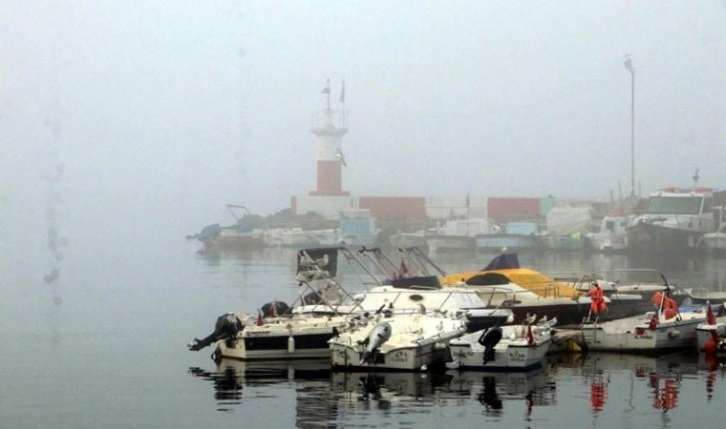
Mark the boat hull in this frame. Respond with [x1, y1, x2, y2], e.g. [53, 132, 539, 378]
[696, 322, 726, 352]
[474, 234, 542, 253]
[330, 342, 450, 371]
[216, 319, 348, 360]
[700, 232, 726, 254]
[449, 338, 550, 371]
[627, 221, 705, 255]
[203, 234, 265, 252]
[425, 235, 476, 253]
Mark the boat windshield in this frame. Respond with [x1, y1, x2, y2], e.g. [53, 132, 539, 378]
[647, 196, 702, 215]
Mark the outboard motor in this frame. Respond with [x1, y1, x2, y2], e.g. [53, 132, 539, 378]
[188, 313, 243, 351]
[477, 326, 503, 365]
[478, 376, 503, 410]
[360, 322, 392, 365]
[261, 301, 290, 318]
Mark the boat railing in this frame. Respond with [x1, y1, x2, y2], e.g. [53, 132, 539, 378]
[473, 286, 528, 308]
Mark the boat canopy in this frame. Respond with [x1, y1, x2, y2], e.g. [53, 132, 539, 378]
[442, 253, 582, 299]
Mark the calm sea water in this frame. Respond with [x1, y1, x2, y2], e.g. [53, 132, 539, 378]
[3, 235, 726, 429]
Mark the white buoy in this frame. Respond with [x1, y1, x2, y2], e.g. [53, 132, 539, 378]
[288, 335, 295, 353]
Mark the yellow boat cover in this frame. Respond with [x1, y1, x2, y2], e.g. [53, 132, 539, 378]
[441, 267, 583, 299]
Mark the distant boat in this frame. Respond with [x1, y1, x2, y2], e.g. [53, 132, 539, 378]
[426, 217, 498, 254]
[389, 230, 427, 250]
[587, 215, 632, 253]
[698, 223, 726, 255]
[540, 205, 594, 252]
[338, 209, 380, 247]
[475, 222, 542, 253]
[187, 204, 265, 252]
[627, 186, 718, 255]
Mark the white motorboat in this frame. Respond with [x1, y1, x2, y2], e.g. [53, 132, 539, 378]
[298, 246, 515, 332]
[447, 317, 556, 371]
[329, 310, 467, 371]
[580, 290, 706, 353]
[188, 308, 355, 361]
[188, 246, 510, 362]
[695, 303, 726, 353]
[302, 285, 514, 333]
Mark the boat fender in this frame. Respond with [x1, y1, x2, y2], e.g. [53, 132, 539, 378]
[667, 330, 680, 339]
[288, 335, 295, 353]
[478, 327, 502, 365]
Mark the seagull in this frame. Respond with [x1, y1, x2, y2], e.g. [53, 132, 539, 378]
[336, 148, 347, 167]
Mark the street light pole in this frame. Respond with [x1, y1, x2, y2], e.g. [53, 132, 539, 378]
[624, 55, 635, 197]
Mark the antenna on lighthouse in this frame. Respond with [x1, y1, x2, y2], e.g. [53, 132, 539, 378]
[321, 78, 331, 111]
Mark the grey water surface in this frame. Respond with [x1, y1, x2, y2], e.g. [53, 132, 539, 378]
[3, 242, 726, 429]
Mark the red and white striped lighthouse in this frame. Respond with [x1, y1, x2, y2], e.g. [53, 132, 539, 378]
[310, 78, 349, 196]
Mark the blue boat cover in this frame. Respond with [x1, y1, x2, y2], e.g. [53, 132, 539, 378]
[482, 253, 520, 270]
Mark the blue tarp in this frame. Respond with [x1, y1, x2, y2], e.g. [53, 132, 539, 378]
[482, 253, 520, 270]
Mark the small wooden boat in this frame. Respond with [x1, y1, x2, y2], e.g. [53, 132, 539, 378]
[447, 317, 555, 371]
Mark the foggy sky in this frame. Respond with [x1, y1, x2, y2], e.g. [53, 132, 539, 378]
[1, 0, 725, 236]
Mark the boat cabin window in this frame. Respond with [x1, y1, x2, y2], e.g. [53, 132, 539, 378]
[466, 273, 510, 286]
[703, 197, 713, 212]
[605, 220, 615, 231]
[647, 196, 703, 215]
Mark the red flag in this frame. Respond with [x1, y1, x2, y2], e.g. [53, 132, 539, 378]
[256, 310, 264, 326]
[526, 324, 534, 346]
[648, 313, 658, 330]
[400, 260, 409, 275]
[707, 303, 717, 325]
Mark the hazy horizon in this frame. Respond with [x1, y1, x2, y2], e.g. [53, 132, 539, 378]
[2, 1, 725, 241]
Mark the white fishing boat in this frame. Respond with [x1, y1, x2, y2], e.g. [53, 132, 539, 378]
[580, 290, 706, 353]
[447, 317, 556, 371]
[329, 310, 467, 371]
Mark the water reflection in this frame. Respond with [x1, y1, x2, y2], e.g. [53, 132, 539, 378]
[187, 365, 243, 412]
[331, 370, 452, 402]
[447, 367, 556, 417]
